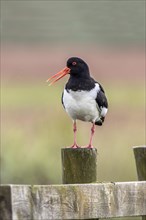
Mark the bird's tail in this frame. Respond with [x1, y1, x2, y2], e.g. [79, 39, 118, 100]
[95, 117, 105, 126]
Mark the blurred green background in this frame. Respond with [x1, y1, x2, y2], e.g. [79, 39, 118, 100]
[1, 0, 145, 188]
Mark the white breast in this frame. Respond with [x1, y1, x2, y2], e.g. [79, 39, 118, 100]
[63, 84, 100, 122]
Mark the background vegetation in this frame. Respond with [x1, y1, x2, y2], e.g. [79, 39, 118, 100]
[1, 1, 145, 219]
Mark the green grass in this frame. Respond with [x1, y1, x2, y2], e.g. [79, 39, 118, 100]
[1, 82, 145, 109]
[1, 83, 62, 108]
[1, 81, 145, 185]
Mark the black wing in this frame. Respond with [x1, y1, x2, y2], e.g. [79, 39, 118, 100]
[95, 83, 108, 123]
[96, 84, 108, 109]
[90, 78, 108, 114]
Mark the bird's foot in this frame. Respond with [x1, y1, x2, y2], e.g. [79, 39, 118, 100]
[86, 145, 94, 149]
[71, 144, 80, 149]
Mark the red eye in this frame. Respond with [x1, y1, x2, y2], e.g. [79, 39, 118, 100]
[72, 62, 77, 66]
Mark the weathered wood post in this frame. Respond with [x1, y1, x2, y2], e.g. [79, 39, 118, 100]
[61, 147, 98, 220]
[61, 148, 97, 184]
[133, 145, 146, 220]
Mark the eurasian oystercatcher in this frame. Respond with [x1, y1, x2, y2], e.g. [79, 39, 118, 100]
[47, 57, 108, 148]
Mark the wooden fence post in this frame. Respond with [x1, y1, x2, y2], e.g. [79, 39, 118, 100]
[133, 145, 146, 220]
[61, 147, 98, 220]
[61, 148, 97, 184]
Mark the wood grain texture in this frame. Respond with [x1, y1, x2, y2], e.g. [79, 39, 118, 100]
[133, 146, 146, 220]
[0, 182, 146, 219]
[133, 146, 146, 180]
[61, 148, 97, 184]
[0, 185, 12, 220]
[61, 148, 98, 220]
[12, 185, 32, 220]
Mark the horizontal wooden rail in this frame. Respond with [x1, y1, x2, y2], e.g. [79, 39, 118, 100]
[0, 181, 146, 220]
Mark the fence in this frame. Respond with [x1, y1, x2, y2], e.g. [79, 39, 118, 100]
[0, 146, 146, 220]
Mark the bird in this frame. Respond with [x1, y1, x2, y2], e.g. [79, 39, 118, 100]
[47, 57, 108, 148]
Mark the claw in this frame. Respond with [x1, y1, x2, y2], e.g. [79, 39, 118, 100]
[71, 145, 80, 149]
[87, 145, 94, 148]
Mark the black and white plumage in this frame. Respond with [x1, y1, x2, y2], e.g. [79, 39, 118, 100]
[47, 57, 108, 148]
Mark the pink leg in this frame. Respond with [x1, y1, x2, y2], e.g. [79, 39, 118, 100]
[71, 121, 80, 148]
[87, 123, 95, 148]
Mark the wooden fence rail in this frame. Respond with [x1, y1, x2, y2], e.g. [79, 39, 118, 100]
[0, 146, 146, 220]
[0, 181, 146, 220]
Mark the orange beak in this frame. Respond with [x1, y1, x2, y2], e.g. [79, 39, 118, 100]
[46, 67, 70, 86]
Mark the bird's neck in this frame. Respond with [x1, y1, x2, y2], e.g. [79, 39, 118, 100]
[65, 75, 95, 91]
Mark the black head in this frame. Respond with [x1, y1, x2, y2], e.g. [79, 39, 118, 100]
[67, 57, 90, 77]
[46, 57, 91, 86]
